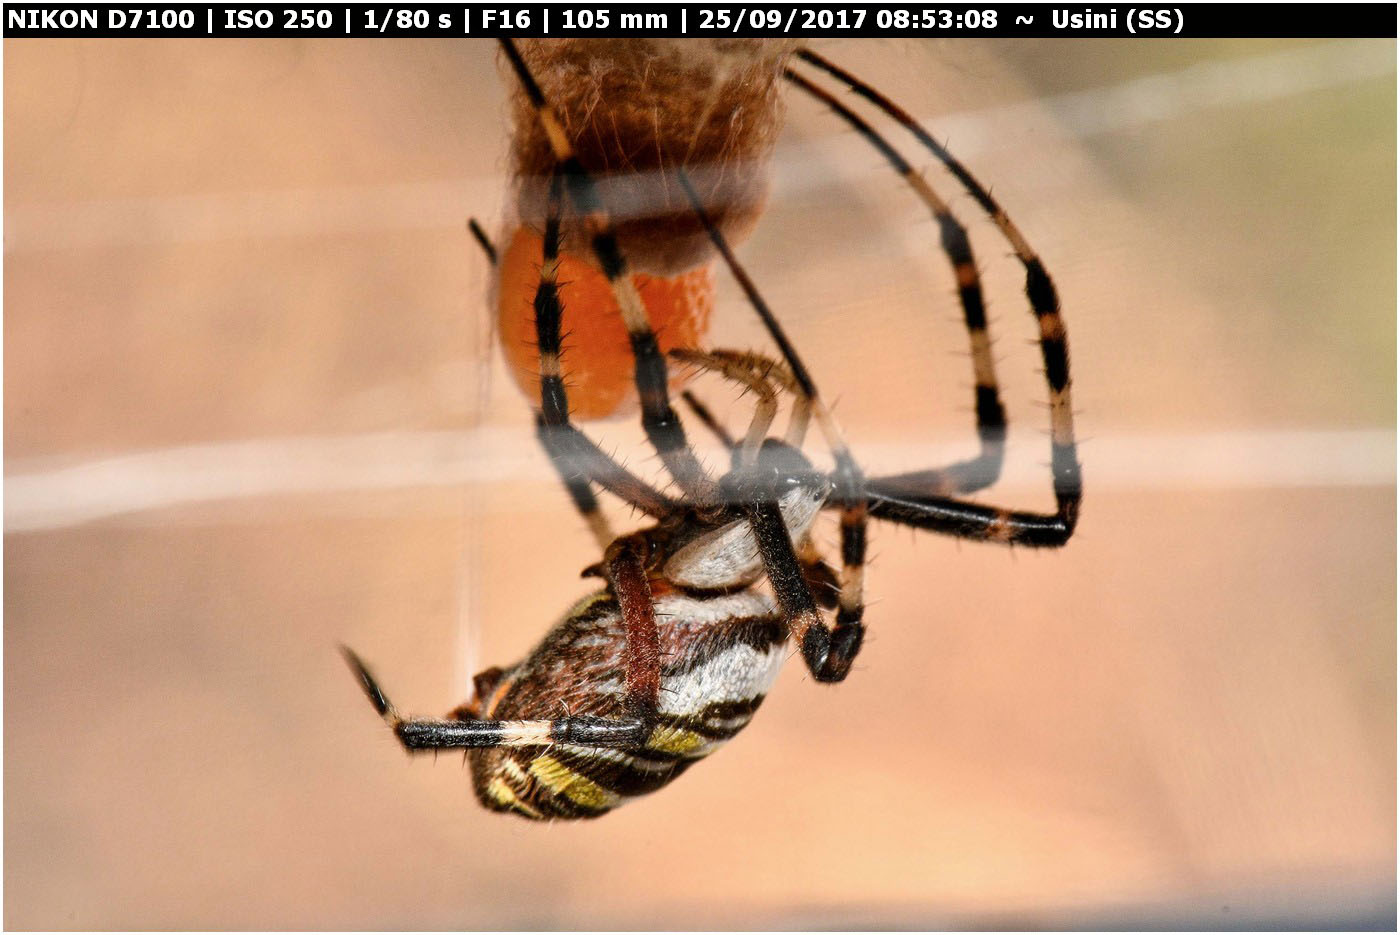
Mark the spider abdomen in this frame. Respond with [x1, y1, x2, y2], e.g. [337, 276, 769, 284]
[468, 589, 787, 820]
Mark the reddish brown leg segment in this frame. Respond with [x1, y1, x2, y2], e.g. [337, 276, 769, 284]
[604, 535, 661, 716]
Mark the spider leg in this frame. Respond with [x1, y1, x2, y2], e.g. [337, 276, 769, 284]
[534, 171, 709, 529]
[602, 533, 664, 718]
[499, 38, 718, 507]
[679, 353, 806, 451]
[676, 170, 868, 684]
[668, 348, 780, 465]
[342, 533, 667, 751]
[737, 456, 856, 682]
[701, 349, 810, 446]
[468, 210, 640, 548]
[530, 169, 693, 547]
[799, 538, 842, 610]
[467, 217, 497, 265]
[784, 65, 1006, 497]
[793, 50, 1082, 544]
[341, 646, 651, 751]
[680, 390, 738, 451]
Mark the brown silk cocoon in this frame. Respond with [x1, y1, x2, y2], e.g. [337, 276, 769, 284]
[509, 39, 794, 276]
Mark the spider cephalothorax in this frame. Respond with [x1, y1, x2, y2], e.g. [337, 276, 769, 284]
[345, 40, 1082, 820]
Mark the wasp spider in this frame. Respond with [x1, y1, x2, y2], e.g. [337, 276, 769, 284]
[344, 40, 1082, 820]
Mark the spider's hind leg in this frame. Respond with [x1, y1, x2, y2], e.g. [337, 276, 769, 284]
[340, 646, 650, 752]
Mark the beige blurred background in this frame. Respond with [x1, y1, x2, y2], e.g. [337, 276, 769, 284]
[5, 38, 1395, 929]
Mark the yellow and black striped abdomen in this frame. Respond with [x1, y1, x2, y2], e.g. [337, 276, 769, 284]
[469, 589, 787, 820]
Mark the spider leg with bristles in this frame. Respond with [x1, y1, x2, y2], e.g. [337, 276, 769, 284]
[500, 38, 719, 508]
[667, 348, 780, 465]
[789, 49, 1082, 546]
[676, 168, 869, 684]
[467, 200, 674, 550]
[701, 349, 810, 446]
[530, 168, 691, 548]
[784, 64, 1007, 498]
[677, 352, 809, 451]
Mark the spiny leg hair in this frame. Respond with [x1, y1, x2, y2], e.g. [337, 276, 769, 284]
[784, 66, 1007, 497]
[499, 38, 718, 507]
[466, 200, 675, 547]
[675, 168, 868, 683]
[793, 48, 1082, 547]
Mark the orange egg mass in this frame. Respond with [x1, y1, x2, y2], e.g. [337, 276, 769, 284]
[496, 225, 714, 421]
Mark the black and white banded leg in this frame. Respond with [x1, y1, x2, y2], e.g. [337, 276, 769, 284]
[341, 646, 650, 751]
[340, 534, 667, 754]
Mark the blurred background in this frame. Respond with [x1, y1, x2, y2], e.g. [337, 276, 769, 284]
[5, 38, 1395, 929]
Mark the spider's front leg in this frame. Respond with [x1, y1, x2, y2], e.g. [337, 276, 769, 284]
[792, 48, 1082, 546]
[670, 170, 872, 685]
[726, 444, 866, 684]
[500, 39, 718, 509]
